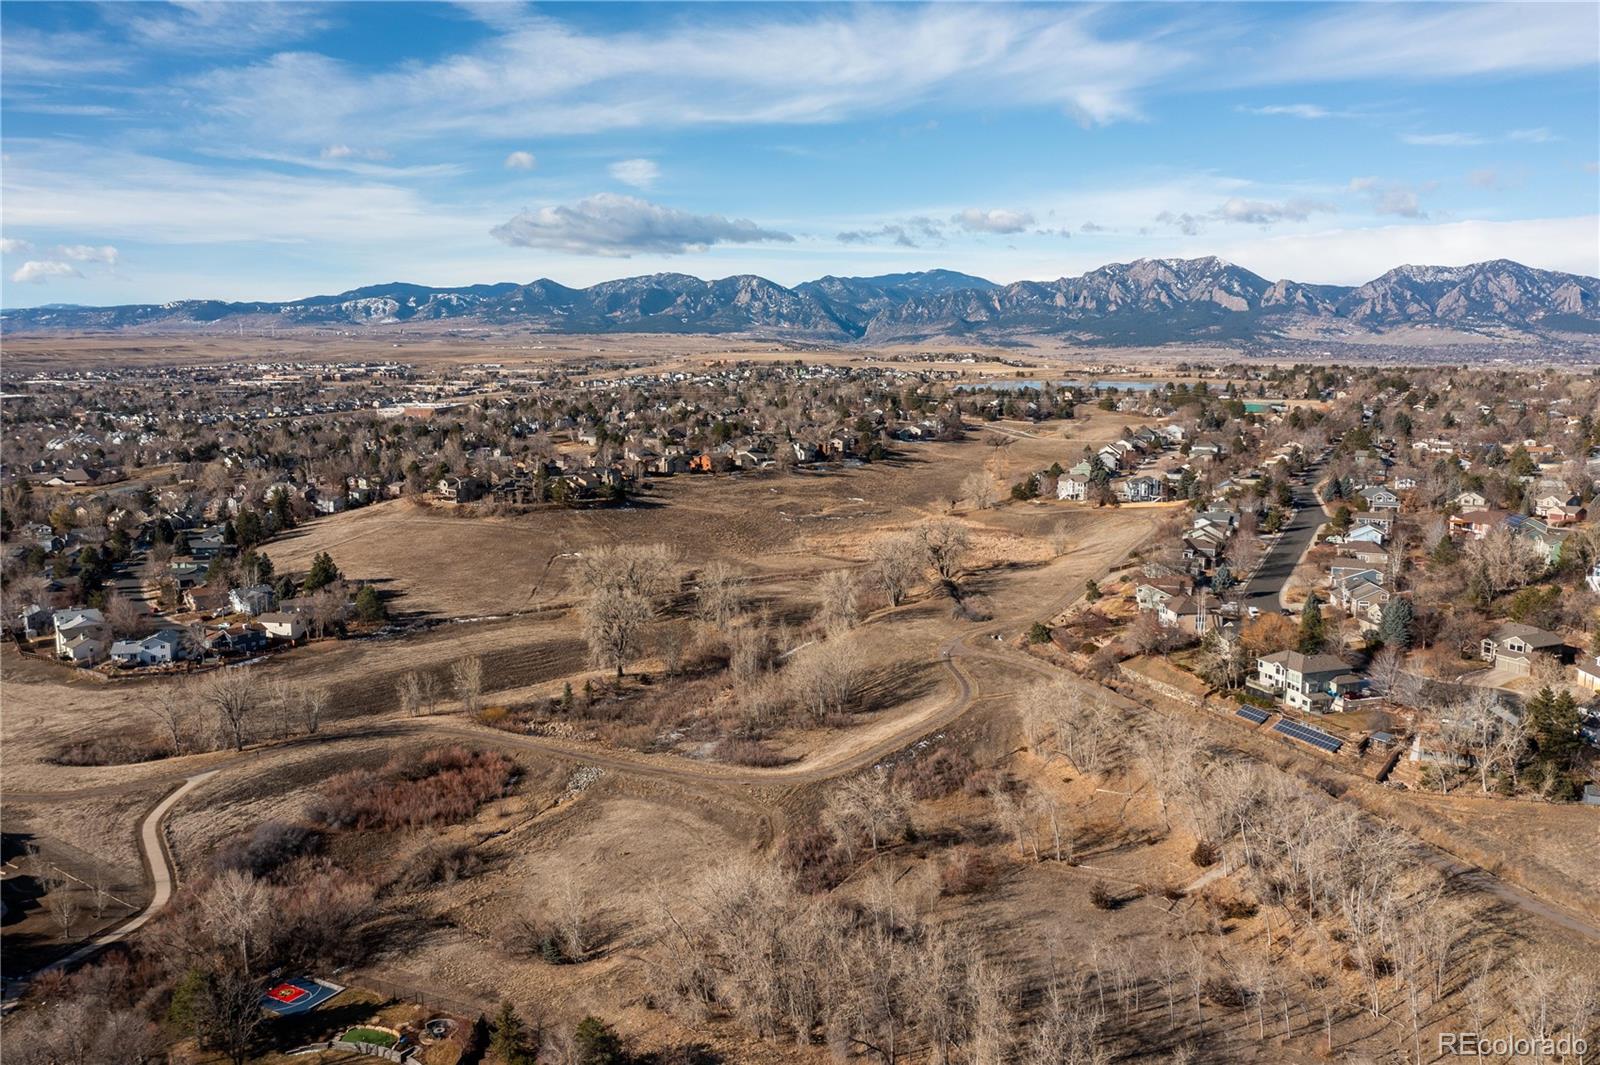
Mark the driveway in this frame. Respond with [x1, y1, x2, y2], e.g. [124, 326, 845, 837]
[1241, 463, 1325, 613]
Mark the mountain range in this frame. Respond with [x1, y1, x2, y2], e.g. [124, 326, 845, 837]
[5, 258, 1596, 344]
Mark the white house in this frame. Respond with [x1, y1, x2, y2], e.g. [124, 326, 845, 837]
[53, 608, 108, 665]
[110, 629, 186, 666]
[1057, 475, 1090, 502]
[257, 612, 307, 642]
[229, 584, 277, 616]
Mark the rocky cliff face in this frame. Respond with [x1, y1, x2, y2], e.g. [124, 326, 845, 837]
[6, 259, 1595, 342]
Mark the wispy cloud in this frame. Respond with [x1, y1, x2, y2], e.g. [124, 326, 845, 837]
[1507, 127, 1557, 143]
[608, 159, 660, 189]
[0, 238, 35, 255]
[54, 244, 119, 265]
[504, 150, 537, 170]
[1400, 132, 1488, 148]
[837, 217, 946, 248]
[490, 194, 793, 256]
[1349, 177, 1429, 218]
[952, 208, 1035, 234]
[1239, 103, 1336, 119]
[11, 260, 83, 284]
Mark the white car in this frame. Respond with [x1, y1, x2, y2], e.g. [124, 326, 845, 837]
[1247, 606, 1261, 620]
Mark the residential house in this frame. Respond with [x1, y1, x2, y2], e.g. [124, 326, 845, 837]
[435, 475, 485, 503]
[229, 584, 277, 616]
[1587, 561, 1600, 595]
[1575, 653, 1600, 694]
[1359, 486, 1401, 512]
[1135, 576, 1193, 611]
[1480, 623, 1571, 676]
[1056, 475, 1090, 502]
[1454, 490, 1488, 510]
[1251, 650, 1357, 713]
[1116, 476, 1167, 503]
[53, 607, 108, 665]
[206, 623, 269, 656]
[257, 612, 308, 642]
[1449, 509, 1511, 542]
[15, 605, 54, 639]
[1341, 524, 1386, 546]
[1510, 516, 1568, 566]
[110, 629, 187, 667]
[1352, 514, 1393, 536]
[184, 583, 232, 616]
[1157, 592, 1220, 637]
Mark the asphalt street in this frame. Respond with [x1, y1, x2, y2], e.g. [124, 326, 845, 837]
[1241, 461, 1325, 613]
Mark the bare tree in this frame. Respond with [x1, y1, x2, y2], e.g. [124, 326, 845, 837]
[581, 585, 654, 679]
[297, 684, 327, 735]
[452, 654, 484, 714]
[817, 568, 860, 633]
[824, 769, 911, 856]
[785, 638, 866, 723]
[918, 521, 972, 587]
[42, 867, 78, 936]
[206, 668, 259, 751]
[694, 561, 745, 631]
[869, 532, 924, 607]
[572, 543, 680, 600]
[962, 471, 996, 511]
[146, 681, 195, 754]
[397, 670, 422, 716]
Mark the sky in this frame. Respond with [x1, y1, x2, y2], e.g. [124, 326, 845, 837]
[1, 1, 1597, 307]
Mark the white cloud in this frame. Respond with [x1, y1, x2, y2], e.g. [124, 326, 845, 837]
[1507, 127, 1557, 144]
[953, 208, 1035, 234]
[1212, 197, 1335, 225]
[490, 194, 794, 256]
[837, 217, 945, 247]
[11, 260, 82, 284]
[1, 238, 34, 255]
[1243, 3, 1599, 83]
[504, 150, 537, 170]
[2, 142, 478, 247]
[1212, 216, 1600, 286]
[1401, 132, 1488, 148]
[189, 7, 1188, 146]
[54, 244, 119, 265]
[608, 158, 660, 189]
[320, 144, 391, 162]
[1240, 103, 1333, 119]
[1348, 177, 1428, 218]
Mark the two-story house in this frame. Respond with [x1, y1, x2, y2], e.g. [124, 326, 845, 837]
[1252, 650, 1359, 713]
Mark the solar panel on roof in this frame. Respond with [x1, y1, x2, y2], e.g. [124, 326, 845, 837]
[1273, 718, 1344, 753]
[1236, 705, 1270, 725]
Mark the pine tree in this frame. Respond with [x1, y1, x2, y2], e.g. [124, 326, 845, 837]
[489, 1000, 534, 1065]
[1376, 597, 1414, 649]
[302, 551, 342, 593]
[1297, 593, 1327, 654]
[573, 1017, 623, 1065]
[354, 585, 386, 623]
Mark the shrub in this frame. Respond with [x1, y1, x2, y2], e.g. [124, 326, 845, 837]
[310, 746, 516, 832]
[392, 843, 485, 891]
[213, 821, 323, 879]
[714, 737, 791, 767]
[1216, 896, 1258, 920]
[777, 823, 853, 893]
[1190, 839, 1220, 867]
[1026, 622, 1052, 645]
[892, 745, 976, 800]
[938, 846, 996, 896]
[51, 734, 169, 766]
[573, 1017, 623, 1065]
[1089, 880, 1119, 910]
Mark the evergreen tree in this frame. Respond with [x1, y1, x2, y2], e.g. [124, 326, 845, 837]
[302, 551, 342, 593]
[1376, 597, 1414, 649]
[1212, 565, 1235, 595]
[1297, 592, 1327, 654]
[488, 1000, 534, 1065]
[1429, 535, 1459, 566]
[573, 1017, 623, 1065]
[1529, 686, 1580, 767]
[353, 585, 386, 623]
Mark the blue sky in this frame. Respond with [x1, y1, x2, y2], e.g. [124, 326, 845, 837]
[2, 1, 1596, 306]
